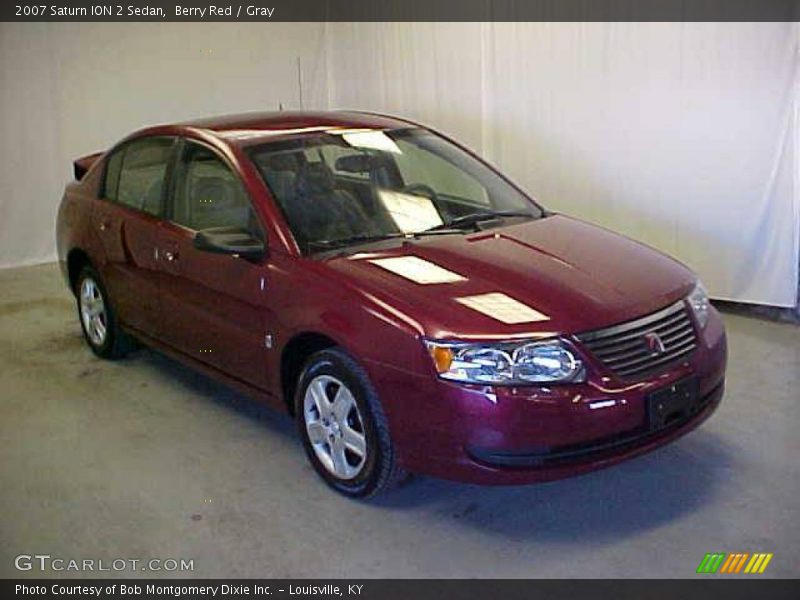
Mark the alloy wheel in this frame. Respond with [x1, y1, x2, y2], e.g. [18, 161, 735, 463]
[303, 374, 368, 480]
[80, 277, 107, 347]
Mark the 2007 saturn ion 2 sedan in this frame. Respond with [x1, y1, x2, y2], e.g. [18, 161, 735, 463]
[57, 111, 727, 497]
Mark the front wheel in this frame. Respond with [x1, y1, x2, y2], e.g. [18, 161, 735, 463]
[295, 348, 406, 498]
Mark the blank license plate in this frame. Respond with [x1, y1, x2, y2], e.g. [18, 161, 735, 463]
[647, 377, 699, 429]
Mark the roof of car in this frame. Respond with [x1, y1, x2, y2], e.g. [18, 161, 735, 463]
[176, 110, 414, 141]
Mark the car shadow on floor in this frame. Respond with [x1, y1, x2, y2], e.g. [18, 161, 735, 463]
[134, 347, 298, 440]
[130, 345, 736, 544]
[370, 431, 736, 542]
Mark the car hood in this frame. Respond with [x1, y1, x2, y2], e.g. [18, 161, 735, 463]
[321, 215, 695, 339]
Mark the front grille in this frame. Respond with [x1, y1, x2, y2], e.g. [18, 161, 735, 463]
[575, 300, 697, 380]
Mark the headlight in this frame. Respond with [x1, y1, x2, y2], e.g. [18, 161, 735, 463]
[687, 281, 710, 328]
[425, 339, 584, 385]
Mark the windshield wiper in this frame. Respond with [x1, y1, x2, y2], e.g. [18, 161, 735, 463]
[427, 210, 534, 232]
[307, 229, 463, 253]
[307, 233, 407, 251]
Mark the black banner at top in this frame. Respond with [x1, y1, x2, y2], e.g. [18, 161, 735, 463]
[2, 0, 799, 22]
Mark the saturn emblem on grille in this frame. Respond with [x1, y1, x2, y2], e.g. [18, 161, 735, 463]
[643, 332, 666, 355]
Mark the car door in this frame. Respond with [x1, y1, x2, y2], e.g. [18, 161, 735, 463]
[92, 136, 176, 337]
[156, 138, 270, 389]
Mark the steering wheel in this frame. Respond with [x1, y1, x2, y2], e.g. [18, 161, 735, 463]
[401, 183, 439, 202]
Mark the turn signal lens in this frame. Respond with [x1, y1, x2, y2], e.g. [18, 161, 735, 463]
[429, 345, 454, 374]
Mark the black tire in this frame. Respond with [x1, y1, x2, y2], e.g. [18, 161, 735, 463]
[294, 347, 406, 498]
[75, 265, 135, 359]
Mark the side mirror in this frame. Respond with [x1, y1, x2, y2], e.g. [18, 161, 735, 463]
[193, 226, 266, 261]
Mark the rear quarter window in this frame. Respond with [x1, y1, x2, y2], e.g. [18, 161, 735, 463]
[102, 150, 123, 201]
[105, 137, 174, 216]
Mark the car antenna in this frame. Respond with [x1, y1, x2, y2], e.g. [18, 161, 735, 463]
[296, 56, 304, 109]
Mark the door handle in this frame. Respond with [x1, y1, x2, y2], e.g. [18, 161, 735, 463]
[164, 250, 177, 262]
[98, 219, 110, 231]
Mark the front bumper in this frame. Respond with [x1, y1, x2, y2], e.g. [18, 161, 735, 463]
[369, 306, 727, 485]
[467, 381, 723, 469]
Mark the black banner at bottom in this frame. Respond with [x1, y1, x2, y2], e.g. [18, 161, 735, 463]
[4, 579, 799, 600]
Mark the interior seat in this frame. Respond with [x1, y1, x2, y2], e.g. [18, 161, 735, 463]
[190, 175, 249, 230]
[291, 162, 375, 244]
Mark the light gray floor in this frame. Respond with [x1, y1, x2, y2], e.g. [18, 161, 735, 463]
[1, 263, 798, 579]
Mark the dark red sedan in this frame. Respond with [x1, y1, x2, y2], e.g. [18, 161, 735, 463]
[56, 111, 727, 497]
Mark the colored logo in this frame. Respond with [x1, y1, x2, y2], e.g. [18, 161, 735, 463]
[696, 552, 773, 574]
[643, 332, 666, 355]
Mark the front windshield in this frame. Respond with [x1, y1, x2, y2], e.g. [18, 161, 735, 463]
[248, 128, 543, 253]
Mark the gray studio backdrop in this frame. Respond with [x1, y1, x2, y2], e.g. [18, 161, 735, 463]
[1, 22, 797, 306]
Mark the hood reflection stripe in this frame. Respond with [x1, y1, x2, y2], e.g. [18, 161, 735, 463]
[369, 256, 466, 285]
[455, 292, 550, 324]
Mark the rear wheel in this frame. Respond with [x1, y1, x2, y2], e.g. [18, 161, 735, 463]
[76, 266, 134, 359]
[295, 348, 406, 498]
